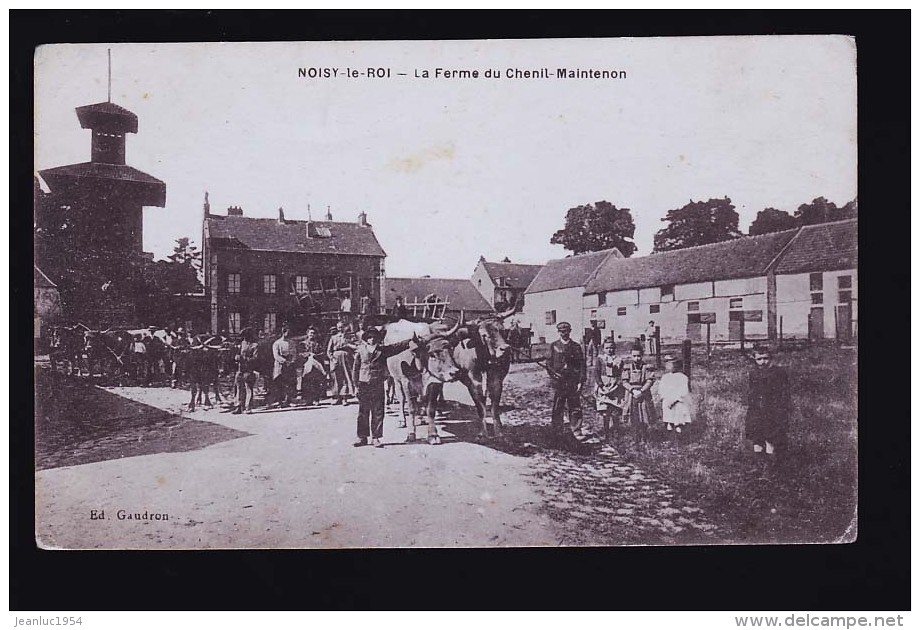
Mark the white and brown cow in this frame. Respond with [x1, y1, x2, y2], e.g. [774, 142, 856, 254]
[384, 316, 462, 445]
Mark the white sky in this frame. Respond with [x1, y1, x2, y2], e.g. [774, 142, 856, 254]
[34, 37, 857, 278]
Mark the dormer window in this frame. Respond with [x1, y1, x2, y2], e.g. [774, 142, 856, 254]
[308, 224, 332, 238]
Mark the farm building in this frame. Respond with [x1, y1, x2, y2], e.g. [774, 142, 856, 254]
[521, 248, 624, 344]
[582, 218, 858, 345]
[773, 219, 857, 343]
[203, 203, 386, 335]
[584, 230, 799, 345]
[470, 256, 544, 312]
[384, 277, 493, 322]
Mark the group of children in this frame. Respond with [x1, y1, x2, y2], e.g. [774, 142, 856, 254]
[590, 336, 789, 459]
[592, 339, 692, 444]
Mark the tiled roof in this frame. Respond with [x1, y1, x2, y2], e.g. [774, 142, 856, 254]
[586, 230, 799, 294]
[34, 265, 57, 288]
[773, 219, 857, 274]
[385, 278, 492, 313]
[39, 162, 166, 206]
[76, 101, 139, 133]
[481, 261, 544, 289]
[526, 249, 622, 294]
[205, 215, 387, 257]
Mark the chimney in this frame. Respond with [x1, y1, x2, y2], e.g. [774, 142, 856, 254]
[502, 256, 511, 263]
[227, 205, 243, 216]
[357, 211, 368, 227]
[278, 207, 286, 224]
[325, 205, 333, 221]
[203, 191, 210, 218]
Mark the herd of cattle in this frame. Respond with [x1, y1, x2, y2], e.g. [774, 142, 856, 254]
[45, 308, 521, 443]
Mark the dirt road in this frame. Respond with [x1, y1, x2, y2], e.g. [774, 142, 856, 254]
[35, 366, 722, 549]
[36, 381, 559, 549]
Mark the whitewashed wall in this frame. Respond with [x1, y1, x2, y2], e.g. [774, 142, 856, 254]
[776, 269, 858, 339]
[523, 287, 586, 343]
[470, 261, 496, 307]
[674, 281, 714, 301]
[585, 277, 770, 344]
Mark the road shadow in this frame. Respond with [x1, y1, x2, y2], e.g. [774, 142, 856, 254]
[430, 399, 601, 457]
[35, 367, 251, 471]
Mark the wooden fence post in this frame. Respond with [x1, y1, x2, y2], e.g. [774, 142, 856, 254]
[682, 338, 692, 387]
[706, 323, 712, 362]
[655, 325, 662, 368]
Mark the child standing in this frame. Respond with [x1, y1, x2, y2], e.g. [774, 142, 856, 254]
[594, 339, 625, 442]
[744, 345, 791, 458]
[658, 356, 692, 436]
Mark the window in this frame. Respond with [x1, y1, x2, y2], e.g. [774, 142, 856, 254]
[729, 298, 743, 309]
[811, 293, 823, 305]
[227, 273, 241, 294]
[649, 304, 660, 314]
[661, 285, 674, 300]
[228, 312, 242, 334]
[263, 312, 277, 334]
[688, 301, 700, 312]
[838, 275, 852, 289]
[616, 307, 627, 316]
[597, 292, 607, 306]
[294, 275, 310, 293]
[263, 274, 277, 294]
[838, 291, 852, 304]
[545, 310, 556, 325]
[809, 273, 823, 292]
[590, 310, 598, 319]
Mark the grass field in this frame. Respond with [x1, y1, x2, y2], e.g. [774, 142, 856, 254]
[603, 343, 858, 544]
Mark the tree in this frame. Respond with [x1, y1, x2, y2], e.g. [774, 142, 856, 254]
[653, 197, 742, 253]
[749, 207, 798, 236]
[839, 197, 858, 220]
[794, 196, 842, 226]
[161, 237, 203, 295]
[166, 237, 203, 292]
[550, 200, 637, 256]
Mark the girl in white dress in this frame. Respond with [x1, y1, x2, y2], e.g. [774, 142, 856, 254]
[658, 356, 692, 434]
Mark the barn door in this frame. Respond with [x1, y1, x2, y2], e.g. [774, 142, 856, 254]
[808, 308, 824, 341]
[836, 304, 852, 343]
[728, 311, 743, 341]
[686, 317, 702, 342]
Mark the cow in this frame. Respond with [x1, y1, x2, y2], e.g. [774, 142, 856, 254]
[185, 334, 226, 411]
[49, 326, 85, 376]
[452, 307, 516, 440]
[384, 316, 463, 445]
[82, 329, 134, 382]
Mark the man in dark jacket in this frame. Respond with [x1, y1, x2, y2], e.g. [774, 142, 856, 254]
[351, 328, 411, 448]
[745, 346, 792, 458]
[548, 321, 586, 437]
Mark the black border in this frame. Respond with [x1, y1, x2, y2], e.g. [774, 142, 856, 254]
[12, 10, 909, 611]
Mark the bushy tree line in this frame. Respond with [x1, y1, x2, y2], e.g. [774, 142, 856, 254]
[550, 195, 856, 255]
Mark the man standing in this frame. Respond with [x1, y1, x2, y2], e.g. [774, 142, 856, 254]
[744, 345, 791, 461]
[548, 322, 586, 439]
[326, 321, 355, 404]
[351, 328, 411, 448]
[269, 324, 296, 408]
[644, 320, 658, 357]
[299, 327, 327, 406]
